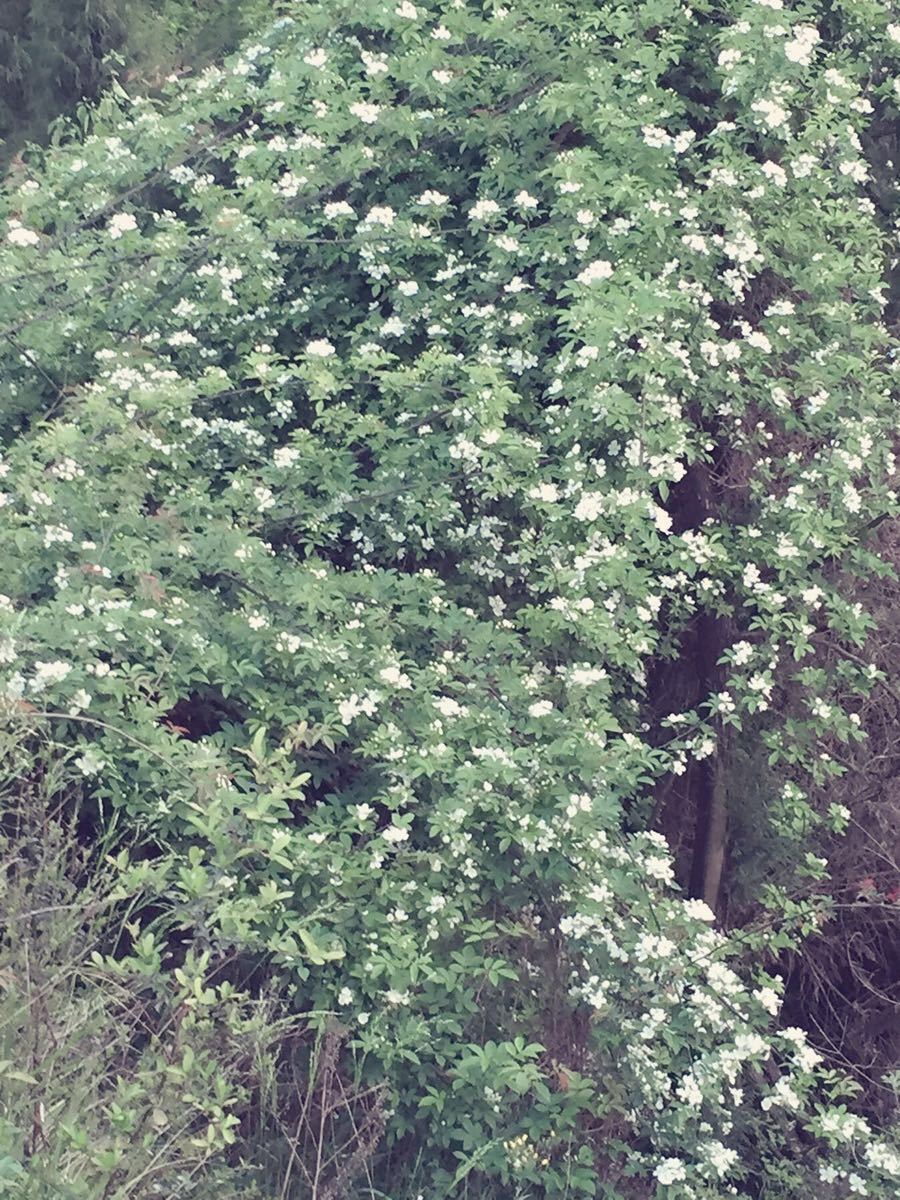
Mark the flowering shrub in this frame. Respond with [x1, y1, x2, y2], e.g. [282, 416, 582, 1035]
[0, 0, 898, 1195]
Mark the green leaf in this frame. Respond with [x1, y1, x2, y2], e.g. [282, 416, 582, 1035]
[297, 928, 345, 965]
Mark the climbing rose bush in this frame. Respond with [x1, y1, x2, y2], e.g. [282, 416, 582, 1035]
[0, 0, 898, 1195]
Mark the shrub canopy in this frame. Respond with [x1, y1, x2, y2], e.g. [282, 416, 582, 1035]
[1, 1, 898, 1195]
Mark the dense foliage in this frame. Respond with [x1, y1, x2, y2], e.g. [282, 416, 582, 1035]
[0, 1, 898, 1196]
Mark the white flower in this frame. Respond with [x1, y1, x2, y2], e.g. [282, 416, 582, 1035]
[353, 803, 374, 822]
[683, 898, 716, 922]
[3, 673, 25, 700]
[379, 665, 412, 689]
[788, 1035, 823, 1072]
[360, 51, 389, 76]
[839, 159, 868, 183]
[761, 1077, 801, 1111]
[514, 190, 539, 209]
[576, 259, 614, 285]
[68, 688, 91, 713]
[274, 446, 300, 468]
[30, 660, 72, 691]
[528, 700, 554, 718]
[703, 1141, 738, 1177]
[642, 125, 671, 149]
[432, 69, 454, 85]
[434, 695, 464, 718]
[303, 48, 328, 68]
[888, 24, 900, 43]
[752, 97, 789, 130]
[652, 505, 672, 533]
[324, 200, 355, 219]
[108, 212, 138, 239]
[381, 315, 406, 337]
[865, 1140, 900, 1176]
[677, 1075, 703, 1106]
[573, 492, 604, 521]
[306, 339, 336, 357]
[754, 985, 781, 1015]
[761, 161, 788, 187]
[529, 482, 559, 503]
[362, 205, 396, 227]
[842, 483, 862, 513]
[6, 223, 40, 247]
[337, 987, 354, 1005]
[398, 280, 419, 296]
[569, 666, 607, 687]
[350, 101, 381, 124]
[635, 933, 676, 961]
[75, 748, 105, 776]
[338, 695, 362, 724]
[395, 1, 417, 17]
[253, 486, 275, 512]
[745, 330, 772, 353]
[819, 1110, 870, 1141]
[382, 824, 410, 845]
[654, 1158, 687, 1186]
[469, 198, 501, 221]
[417, 190, 449, 207]
[765, 299, 794, 317]
[644, 856, 674, 883]
[784, 25, 820, 65]
[168, 330, 198, 347]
